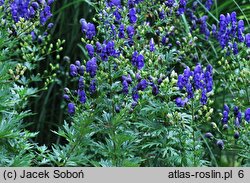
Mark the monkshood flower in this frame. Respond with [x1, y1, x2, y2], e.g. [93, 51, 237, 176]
[68, 103, 76, 115]
[31, 31, 37, 41]
[78, 76, 84, 90]
[177, 0, 187, 15]
[177, 66, 192, 90]
[90, 79, 96, 94]
[75, 60, 81, 67]
[113, 9, 122, 22]
[128, 0, 143, 8]
[86, 57, 98, 78]
[121, 75, 132, 94]
[200, 89, 207, 105]
[159, 10, 165, 19]
[47, 0, 54, 5]
[0, 0, 4, 5]
[47, 22, 54, 29]
[186, 82, 194, 99]
[234, 117, 240, 128]
[234, 131, 240, 139]
[99, 44, 108, 61]
[231, 12, 237, 37]
[245, 108, 250, 122]
[204, 132, 213, 139]
[216, 140, 224, 150]
[115, 105, 120, 113]
[136, 73, 142, 80]
[233, 106, 242, 126]
[224, 104, 230, 113]
[129, 78, 149, 102]
[127, 0, 134, 8]
[106, 40, 117, 56]
[165, 0, 174, 7]
[86, 44, 95, 58]
[63, 94, 70, 101]
[110, 24, 116, 37]
[122, 74, 132, 84]
[40, 4, 52, 25]
[127, 25, 135, 39]
[118, 24, 125, 38]
[132, 88, 139, 102]
[80, 18, 96, 40]
[96, 42, 102, 53]
[131, 51, 145, 70]
[238, 20, 244, 42]
[204, 64, 213, 92]
[137, 79, 148, 91]
[199, 16, 210, 39]
[246, 33, 250, 47]
[108, 0, 121, 8]
[222, 104, 229, 125]
[98, 41, 119, 61]
[161, 36, 167, 45]
[129, 8, 137, 24]
[232, 42, 238, 55]
[176, 97, 188, 107]
[78, 89, 87, 104]
[122, 79, 129, 94]
[234, 106, 239, 115]
[31, 2, 39, 9]
[151, 83, 159, 96]
[211, 24, 217, 37]
[79, 65, 84, 76]
[205, 0, 213, 10]
[70, 64, 78, 77]
[149, 38, 155, 52]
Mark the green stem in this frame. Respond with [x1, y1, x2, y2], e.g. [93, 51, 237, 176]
[108, 59, 118, 166]
[191, 100, 196, 166]
[195, 126, 218, 167]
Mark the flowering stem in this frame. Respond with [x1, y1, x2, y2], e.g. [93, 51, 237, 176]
[191, 99, 196, 166]
[108, 58, 118, 166]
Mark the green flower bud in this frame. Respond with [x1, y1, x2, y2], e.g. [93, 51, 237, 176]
[211, 122, 217, 129]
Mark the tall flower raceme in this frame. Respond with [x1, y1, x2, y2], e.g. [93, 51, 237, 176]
[65, 59, 88, 115]
[221, 104, 230, 129]
[210, 105, 249, 148]
[224, 106, 250, 126]
[184, 2, 249, 55]
[176, 64, 213, 107]
[204, 104, 250, 151]
[211, 12, 250, 54]
[4, 0, 54, 25]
